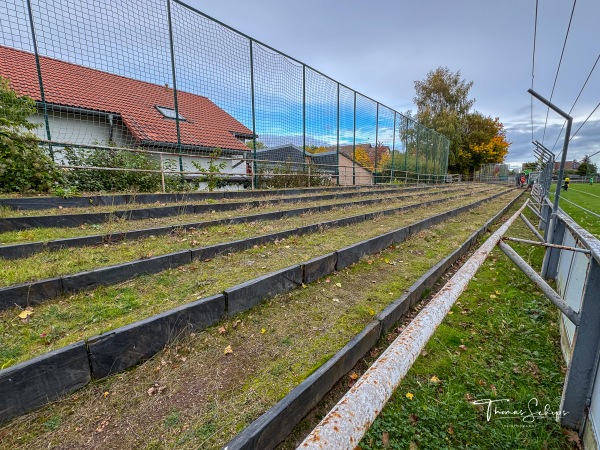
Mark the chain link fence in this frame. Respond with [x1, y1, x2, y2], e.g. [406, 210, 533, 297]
[0, 0, 450, 192]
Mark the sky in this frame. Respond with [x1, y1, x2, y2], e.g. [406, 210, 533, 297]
[185, 0, 600, 169]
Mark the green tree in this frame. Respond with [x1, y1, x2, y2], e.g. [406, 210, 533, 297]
[412, 67, 510, 175]
[0, 76, 63, 192]
[578, 155, 598, 176]
[413, 67, 474, 168]
[245, 140, 266, 150]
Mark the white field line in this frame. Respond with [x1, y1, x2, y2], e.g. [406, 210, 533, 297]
[568, 187, 600, 199]
[560, 197, 600, 219]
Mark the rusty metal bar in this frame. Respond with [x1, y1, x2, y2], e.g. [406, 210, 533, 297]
[297, 200, 529, 450]
[520, 213, 544, 242]
[502, 237, 591, 254]
[527, 203, 544, 222]
[497, 241, 580, 325]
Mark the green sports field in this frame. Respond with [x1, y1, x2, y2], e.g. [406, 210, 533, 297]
[549, 182, 600, 237]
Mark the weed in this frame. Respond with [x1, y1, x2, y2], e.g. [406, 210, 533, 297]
[163, 409, 181, 429]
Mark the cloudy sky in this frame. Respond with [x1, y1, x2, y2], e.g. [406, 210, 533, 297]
[186, 0, 600, 168]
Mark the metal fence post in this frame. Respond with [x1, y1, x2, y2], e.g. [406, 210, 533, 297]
[374, 103, 379, 184]
[26, 0, 53, 160]
[390, 111, 396, 183]
[166, 0, 184, 182]
[560, 257, 600, 430]
[353, 91, 356, 186]
[249, 39, 257, 190]
[336, 82, 340, 185]
[544, 216, 566, 280]
[302, 64, 307, 186]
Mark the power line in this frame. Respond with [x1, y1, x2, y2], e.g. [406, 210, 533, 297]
[531, 0, 539, 144]
[541, 0, 577, 144]
[570, 100, 600, 140]
[551, 52, 600, 151]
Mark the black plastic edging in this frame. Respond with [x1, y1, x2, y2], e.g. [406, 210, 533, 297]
[0, 188, 509, 311]
[0, 185, 401, 211]
[0, 186, 427, 232]
[0, 190, 519, 426]
[0, 186, 468, 259]
[0, 341, 91, 424]
[222, 191, 525, 450]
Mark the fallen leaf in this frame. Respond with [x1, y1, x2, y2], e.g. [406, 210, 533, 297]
[95, 419, 110, 433]
[147, 383, 166, 396]
[18, 307, 33, 320]
[430, 376, 441, 384]
[218, 326, 226, 335]
[103, 391, 109, 398]
[489, 294, 497, 299]
[448, 425, 455, 435]
[224, 345, 233, 355]
[232, 319, 242, 329]
[406, 392, 414, 400]
[302, 283, 307, 289]
[261, 328, 266, 334]
[409, 441, 418, 450]
[562, 429, 582, 449]
[349, 372, 359, 380]
[458, 345, 467, 351]
[409, 414, 419, 425]
[382, 431, 389, 446]
[335, 282, 342, 288]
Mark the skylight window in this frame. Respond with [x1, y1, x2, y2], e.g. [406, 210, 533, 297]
[156, 106, 186, 121]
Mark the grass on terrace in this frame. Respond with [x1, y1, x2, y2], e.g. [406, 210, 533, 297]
[0, 191, 520, 449]
[0, 188, 497, 286]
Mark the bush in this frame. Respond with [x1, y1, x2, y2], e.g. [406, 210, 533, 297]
[0, 76, 64, 193]
[256, 162, 331, 189]
[63, 146, 165, 192]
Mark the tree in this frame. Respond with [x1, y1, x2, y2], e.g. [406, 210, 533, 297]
[354, 147, 373, 170]
[246, 140, 266, 150]
[578, 155, 597, 176]
[457, 114, 509, 173]
[0, 76, 63, 192]
[412, 67, 510, 175]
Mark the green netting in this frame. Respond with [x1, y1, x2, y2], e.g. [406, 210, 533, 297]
[0, 0, 450, 191]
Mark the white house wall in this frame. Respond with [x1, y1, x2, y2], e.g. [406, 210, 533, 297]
[160, 154, 248, 178]
[29, 112, 133, 149]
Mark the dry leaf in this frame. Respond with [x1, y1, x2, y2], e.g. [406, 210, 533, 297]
[95, 419, 109, 433]
[147, 383, 167, 396]
[18, 307, 33, 320]
[409, 414, 419, 426]
[382, 431, 389, 446]
[405, 392, 414, 400]
[349, 372, 359, 380]
[261, 328, 266, 334]
[429, 375, 441, 384]
[218, 326, 226, 335]
[224, 345, 233, 355]
[335, 282, 342, 288]
[409, 441, 418, 450]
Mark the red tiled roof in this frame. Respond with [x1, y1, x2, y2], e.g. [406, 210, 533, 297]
[0, 45, 252, 151]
